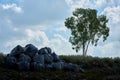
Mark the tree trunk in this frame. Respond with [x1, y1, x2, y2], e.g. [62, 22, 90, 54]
[84, 41, 90, 56]
[83, 42, 85, 56]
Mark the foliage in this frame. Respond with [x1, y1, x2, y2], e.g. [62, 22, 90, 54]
[0, 52, 6, 66]
[64, 8, 109, 56]
[60, 55, 120, 71]
[0, 52, 120, 80]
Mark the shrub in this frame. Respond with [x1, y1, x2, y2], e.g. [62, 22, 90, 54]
[0, 52, 6, 66]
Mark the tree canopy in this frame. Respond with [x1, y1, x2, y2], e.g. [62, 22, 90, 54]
[65, 8, 109, 56]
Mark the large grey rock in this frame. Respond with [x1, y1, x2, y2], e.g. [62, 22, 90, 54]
[45, 64, 53, 69]
[10, 45, 24, 57]
[32, 62, 44, 71]
[51, 52, 60, 62]
[18, 54, 31, 63]
[33, 54, 44, 64]
[6, 54, 17, 67]
[44, 54, 53, 64]
[6, 45, 83, 72]
[52, 62, 64, 70]
[17, 61, 30, 70]
[63, 63, 79, 72]
[24, 44, 38, 58]
[45, 47, 52, 54]
[38, 47, 48, 54]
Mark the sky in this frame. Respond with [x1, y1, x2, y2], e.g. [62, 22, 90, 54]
[0, 0, 120, 57]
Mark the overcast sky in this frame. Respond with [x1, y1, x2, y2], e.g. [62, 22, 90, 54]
[0, 0, 120, 57]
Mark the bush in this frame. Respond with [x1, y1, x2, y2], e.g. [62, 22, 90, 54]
[0, 52, 6, 66]
[60, 55, 120, 69]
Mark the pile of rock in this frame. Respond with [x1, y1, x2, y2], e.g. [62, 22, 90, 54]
[5, 44, 82, 72]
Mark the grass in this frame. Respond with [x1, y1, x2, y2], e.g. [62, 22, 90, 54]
[0, 53, 120, 80]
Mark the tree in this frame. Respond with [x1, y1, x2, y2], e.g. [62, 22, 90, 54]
[64, 8, 109, 56]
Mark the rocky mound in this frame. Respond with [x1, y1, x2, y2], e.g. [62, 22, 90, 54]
[5, 44, 82, 72]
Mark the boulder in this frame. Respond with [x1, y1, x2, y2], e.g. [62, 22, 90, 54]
[10, 45, 24, 57]
[44, 54, 53, 64]
[32, 62, 44, 71]
[63, 63, 79, 72]
[24, 44, 38, 58]
[51, 52, 60, 62]
[52, 61, 64, 70]
[33, 54, 44, 64]
[6, 54, 17, 68]
[38, 47, 48, 54]
[18, 54, 31, 63]
[45, 64, 53, 70]
[5, 44, 83, 72]
[45, 47, 52, 54]
[17, 61, 30, 70]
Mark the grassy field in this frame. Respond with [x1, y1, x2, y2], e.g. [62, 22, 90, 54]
[0, 53, 120, 80]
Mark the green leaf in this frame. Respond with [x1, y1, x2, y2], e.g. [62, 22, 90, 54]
[64, 8, 109, 56]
